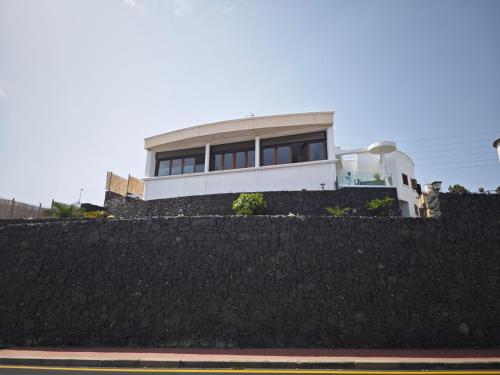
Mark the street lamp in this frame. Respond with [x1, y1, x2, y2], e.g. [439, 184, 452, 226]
[493, 138, 500, 162]
[78, 188, 84, 207]
[431, 181, 442, 193]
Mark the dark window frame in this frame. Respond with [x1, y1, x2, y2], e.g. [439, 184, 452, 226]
[261, 138, 326, 167]
[155, 154, 205, 176]
[212, 149, 255, 171]
[402, 173, 409, 185]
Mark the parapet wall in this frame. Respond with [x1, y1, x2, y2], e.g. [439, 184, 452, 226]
[104, 188, 399, 218]
[1, 214, 499, 348]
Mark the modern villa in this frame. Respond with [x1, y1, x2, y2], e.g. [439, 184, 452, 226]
[143, 111, 420, 217]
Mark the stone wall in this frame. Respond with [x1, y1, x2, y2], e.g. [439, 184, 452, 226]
[104, 188, 400, 218]
[1, 214, 499, 348]
[438, 192, 500, 223]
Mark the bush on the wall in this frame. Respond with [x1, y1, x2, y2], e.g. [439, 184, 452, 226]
[232, 193, 266, 215]
[325, 205, 351, 217]
[366, 196, 395, 217]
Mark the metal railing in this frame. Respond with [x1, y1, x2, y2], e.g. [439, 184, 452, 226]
[338, 172, 393, 187]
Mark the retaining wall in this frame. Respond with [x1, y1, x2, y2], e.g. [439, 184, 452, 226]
[104, 188, 400, 218]
[1, 214, 499, 348]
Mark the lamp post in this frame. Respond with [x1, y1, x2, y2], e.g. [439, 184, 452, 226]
[493, 138, 500, 162]
[431, 181, 442, 193]
[78, 188, 84, 207]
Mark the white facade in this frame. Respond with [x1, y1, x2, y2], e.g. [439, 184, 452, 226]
[143, 111, 420, 217]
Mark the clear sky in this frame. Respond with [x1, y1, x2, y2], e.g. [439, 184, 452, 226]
[1, 0, 499, 206]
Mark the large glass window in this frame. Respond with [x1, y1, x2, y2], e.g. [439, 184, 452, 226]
[235, 151, 246, 169]
[155, 149, 205, 177]
[263, 148, 275, 166]
[211, 145, 255, 171]
[247, 150, 255, 167]
[158, 160, 170, 176]
[214, 154, 222, 171]
[309, 142, 325, 161]
[224, 153, 234, 169]
[171, 159, 182, 175]
[260, 132, 326, 167]
[183, 157, 194, 174]
[277, 146, 291, 164]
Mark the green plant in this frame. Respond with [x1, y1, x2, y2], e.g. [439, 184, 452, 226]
[478, 187, 485, 194]
[325, 205, 351, 217]
[496, 186, 500, 194]
[83, 210, 106, 219]
[373, 172, 383, 182]
[232, 193, 266, 215]
[50, 202, 82, 219]
[448, 184, 469, 194]
[365, 196, 395, 217]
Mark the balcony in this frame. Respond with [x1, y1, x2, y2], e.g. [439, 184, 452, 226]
[338, 172, 393, 187]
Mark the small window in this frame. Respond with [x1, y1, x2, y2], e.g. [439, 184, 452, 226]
[158, 160, 170, 176]
[171, 159, 182, 175]
[411, 178, 418, 190]
[414, 204, 419, 216]
[277, 146, 291, 164]
[263, 148, 275, 166]
[309, 142, 325, 161]
[402, 173, 409, 185]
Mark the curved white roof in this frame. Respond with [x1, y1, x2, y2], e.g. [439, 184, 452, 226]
[144, 111, 334, 150]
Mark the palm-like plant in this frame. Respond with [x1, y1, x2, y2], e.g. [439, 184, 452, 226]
[51, 202, 82, 219]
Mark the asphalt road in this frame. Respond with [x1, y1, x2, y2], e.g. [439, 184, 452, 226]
[1, 366, 500, 375]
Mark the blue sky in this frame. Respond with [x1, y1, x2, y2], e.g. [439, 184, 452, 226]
[0, 0, 499, 206]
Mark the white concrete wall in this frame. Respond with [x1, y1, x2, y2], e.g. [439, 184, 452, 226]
[336, 150, 419, 217]
[144, 160, 337, 200]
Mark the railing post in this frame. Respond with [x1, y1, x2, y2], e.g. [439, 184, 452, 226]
[10, 198, 14, 218]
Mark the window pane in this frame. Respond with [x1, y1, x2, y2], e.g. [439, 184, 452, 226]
[171, 159, 182, 175]
[235, 151, 245, 168]
[247, 150, 255, 167]
[263, 148, 275, 166]
[277, 146, 291, 164]
[183, 157, 194, 174]
[309, 142, 325, 161]
[158, 160, 170, 176]
[224, 153, 234, 169]
[194, 162, 205, 173]
[214, 154, 222, 171]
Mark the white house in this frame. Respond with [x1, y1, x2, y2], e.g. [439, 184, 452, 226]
[143, 111, 420, 217]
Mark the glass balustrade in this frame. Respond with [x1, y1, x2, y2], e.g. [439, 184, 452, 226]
[338, 172, 393, 187]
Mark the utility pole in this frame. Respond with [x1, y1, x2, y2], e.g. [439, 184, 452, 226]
[78, 189, 84, 207]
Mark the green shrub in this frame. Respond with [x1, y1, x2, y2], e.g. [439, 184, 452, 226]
[83, 210, 107, 219]
[50, 202, 83, 219]
[448, 184, 469, 194]
[365, 196, 395, 217]
[325, 205, 351, 217]
[232, 193, 266, 215]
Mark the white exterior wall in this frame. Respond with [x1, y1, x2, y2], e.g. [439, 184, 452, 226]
[144, 160, 337, 200]
[336, 150, 419, 217]
[387, 151, 419, 217]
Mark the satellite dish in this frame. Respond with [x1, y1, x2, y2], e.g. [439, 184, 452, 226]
[368, 141, 397, 155]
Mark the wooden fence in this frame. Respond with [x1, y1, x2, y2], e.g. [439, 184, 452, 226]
[105, 172, 144, 198]
[0, 198, 47, 219]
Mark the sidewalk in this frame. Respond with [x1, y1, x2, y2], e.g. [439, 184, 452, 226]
[1, 348, 500, 369]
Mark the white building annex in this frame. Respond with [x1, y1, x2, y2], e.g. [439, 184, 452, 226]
[143, 111, 420, 217]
